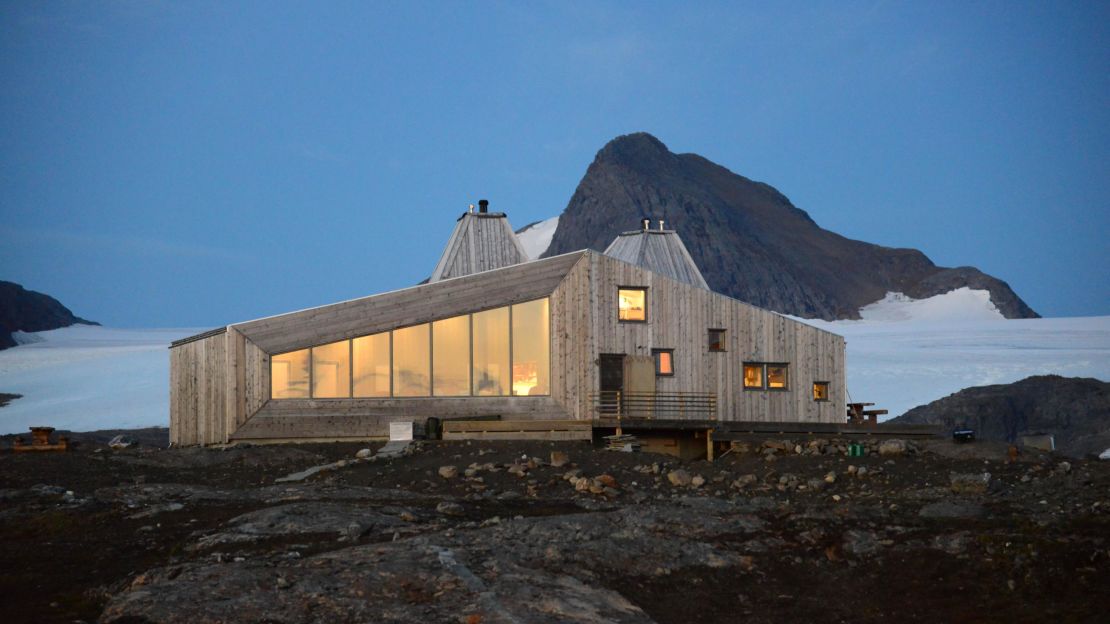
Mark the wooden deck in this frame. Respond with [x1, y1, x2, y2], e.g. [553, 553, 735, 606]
[593, 418, 941, 438]
[442, 419, 592, 441]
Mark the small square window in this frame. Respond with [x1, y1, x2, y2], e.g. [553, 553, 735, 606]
[618, 288, 647, 322]
[653, 349, 674, 376]
[708, 329, 726, 352]
[767, 365, 788, 390]
[743, 363, 763, 389]
[813, 381, 830, 401]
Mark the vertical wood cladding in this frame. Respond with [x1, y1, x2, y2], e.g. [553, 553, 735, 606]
[170, 250, 846, 445]
[553, 253, 845, 423]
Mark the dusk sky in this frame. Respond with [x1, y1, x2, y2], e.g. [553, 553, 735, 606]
[2, 1, 1107, 328]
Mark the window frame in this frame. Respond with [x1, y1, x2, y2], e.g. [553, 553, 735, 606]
[617, 286, 649, 323]
[812, 381, 830, 402]
[652, 348, 675, 377]
[766, 363, 789, 391]
[269, 298, 552, 400]
[707, 328, 727, 352]
[742, 362, 765, 390]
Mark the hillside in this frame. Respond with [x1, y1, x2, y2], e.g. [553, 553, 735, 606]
[0, 281, 96, 350]
[890, 375, 1110, 457]
[541, 133, 1037, 321]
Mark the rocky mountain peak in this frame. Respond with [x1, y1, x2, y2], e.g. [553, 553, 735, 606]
[542, 133, 1037, 320]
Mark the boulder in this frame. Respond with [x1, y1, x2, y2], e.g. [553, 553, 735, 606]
[549, 451, 569, 468]
[950, 472, 991, 494]
[878, 439, 907, 456]
[355, 448, 373, 459]
[435, 501, 465, 517]
[108, 435, 138, 450]
[667, 469, 692, 487]
[438, 465, 458, 479]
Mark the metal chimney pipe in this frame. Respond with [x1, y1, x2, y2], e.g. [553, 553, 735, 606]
[478, 199, 489, 214]
[468, 204, 475, 214]
[642, 218, 650, 231]
[659, 219, 665, 231]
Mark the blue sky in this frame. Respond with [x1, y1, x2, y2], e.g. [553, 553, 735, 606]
[1, 1, 1107, 327]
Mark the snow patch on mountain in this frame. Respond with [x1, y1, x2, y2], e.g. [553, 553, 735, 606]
[858, 288, 1004, 322]
[516, 216, 559, 259]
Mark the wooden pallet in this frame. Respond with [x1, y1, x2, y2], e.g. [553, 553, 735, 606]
[442, 419, 592, 441]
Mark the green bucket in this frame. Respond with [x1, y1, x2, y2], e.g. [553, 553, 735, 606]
[848, 443, 864, 457]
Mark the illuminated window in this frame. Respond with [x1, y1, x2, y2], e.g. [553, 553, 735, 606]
[271, 349, 310, 399]
[767, 365, 788, 390]
[813, 381, 829, 402]
[433, 315, 471, 396]
[708, 329, 726, 352]
[472, 307, 509, 396]
[742, 363, 763, 389]
[653, 349, 674, 376]
[352, 332, 390, 397]
[511, 298, 550, 396]
[393, 324, 430, 396]
[618, 288, 647, 322]
[312, 340, 351, 398]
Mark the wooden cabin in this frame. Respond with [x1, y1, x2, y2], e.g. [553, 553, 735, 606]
[169, 206, 846, 446]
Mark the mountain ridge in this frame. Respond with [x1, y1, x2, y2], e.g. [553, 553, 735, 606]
[0, 280, 98, 350]
[540, 132, 1037, 320]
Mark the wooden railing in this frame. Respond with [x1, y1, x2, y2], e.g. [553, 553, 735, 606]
[591, 391, 717, 420]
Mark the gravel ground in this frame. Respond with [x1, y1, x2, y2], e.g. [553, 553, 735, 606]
[1, 434, 1107, 623]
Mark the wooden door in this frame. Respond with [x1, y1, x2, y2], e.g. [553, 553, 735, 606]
[598, 354, 624, 417]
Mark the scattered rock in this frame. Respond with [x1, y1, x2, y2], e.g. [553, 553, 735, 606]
[824, 471, 837, 484]
[919, 501, 985, 519]
[667, 469, 692, 487]
[878, 439, 907, 456]
[950, 472, 991, 494]
[355, 448, 373, 459]
[842, 530, 882, 557]
[438, 465, 459, 479]
[550, 451, 570, 468]
[108, 435, 138, 450]
[435, 501, 465, 517]
[732, 474, 758, 489]
[691, 475, 706, 488]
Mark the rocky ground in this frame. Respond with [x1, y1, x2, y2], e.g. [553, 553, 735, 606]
[1, 434, 1107, 623]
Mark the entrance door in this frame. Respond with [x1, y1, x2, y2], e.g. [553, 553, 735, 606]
[598, 354, 624, 417]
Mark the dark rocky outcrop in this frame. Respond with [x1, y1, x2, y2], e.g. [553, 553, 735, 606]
[891, 375, 1110, 457]
[542, 133, 1038, 320]
[0, 280, 96, 350]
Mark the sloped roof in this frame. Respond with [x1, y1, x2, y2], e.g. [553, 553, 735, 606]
[603, 229, 709, 289]
[429, 212, 529, 282]
[231, 251, 586, 354]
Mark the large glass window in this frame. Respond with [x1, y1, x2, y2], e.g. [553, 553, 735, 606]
[433, 315, 471, 396]
[270, 297, 550, 400]
[353, 332, 390, 397]
[393, 323, 430, 396]
[272, 349, 310, 399]
[511, 298, 550, 396]
[813, 381, 829, 401]
[472, 307, 509, 396]
[312, 340, 351, 398]
[618, 288, 647, 322]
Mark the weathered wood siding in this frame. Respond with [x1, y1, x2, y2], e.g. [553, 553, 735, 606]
[231, 397, 566, 441]
[429, 213, 529, 282]
[552, 253, 845, 422]
[169, 330, 228, 446]
[170, 248, 845, 445]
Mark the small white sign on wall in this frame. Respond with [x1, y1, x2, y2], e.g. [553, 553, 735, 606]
[389, 421, 414, 441]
